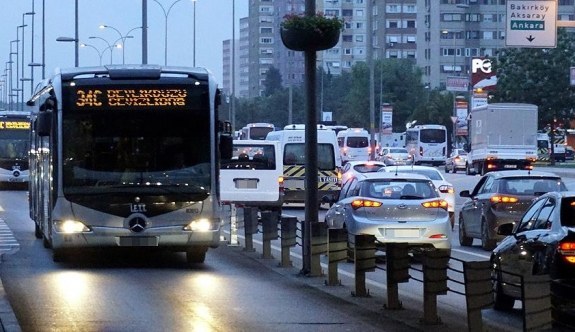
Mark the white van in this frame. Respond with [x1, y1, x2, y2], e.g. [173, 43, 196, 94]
[220, 140, 283, 212]
[266, 125, 341, 204]
[337, 128, 371, 164]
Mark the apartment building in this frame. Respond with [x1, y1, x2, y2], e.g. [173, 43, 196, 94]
[223, 0, 575, 99]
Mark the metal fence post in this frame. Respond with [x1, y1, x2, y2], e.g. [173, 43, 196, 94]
[326, 228, 347, 286]
[243, 207, 258, 252]
[421, 249, 450, 325]
[260, 210, 279, 259]
[352, 234, 376, 297]
[310, 223, 327, 277]
[385, 243, 410, 310]
[463, 260, 493, 332]
[280, 215, 298, 267]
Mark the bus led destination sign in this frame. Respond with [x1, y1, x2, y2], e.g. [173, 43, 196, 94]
[0, 121, 30, 130]
[75, 88, 188, 108]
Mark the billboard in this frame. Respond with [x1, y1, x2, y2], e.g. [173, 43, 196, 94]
[380, 104, 393, 135]
[455, 100, 468, 136]
[446, 76, 469, 92]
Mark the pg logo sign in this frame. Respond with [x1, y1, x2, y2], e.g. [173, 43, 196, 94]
[471, 57, 497, 91]
[472, 58, 492, 74]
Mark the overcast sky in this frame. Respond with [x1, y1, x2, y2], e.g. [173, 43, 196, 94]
[1, 0, 248, 99]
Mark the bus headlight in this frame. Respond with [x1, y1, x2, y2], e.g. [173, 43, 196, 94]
[184, 218, 215, 232]
[54, 220, 91, 233]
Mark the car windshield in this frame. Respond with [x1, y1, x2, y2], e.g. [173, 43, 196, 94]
[499, 177, 567, 195]
[360, 179, 438, 199]
[390, 148, 407, 154]
[353, 164, 383, 173]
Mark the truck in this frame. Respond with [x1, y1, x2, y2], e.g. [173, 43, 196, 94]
[465, 103, 538, 175]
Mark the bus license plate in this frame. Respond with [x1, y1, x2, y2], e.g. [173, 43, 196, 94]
[118, 236, 158, 247]
[503, 164, 517, 169]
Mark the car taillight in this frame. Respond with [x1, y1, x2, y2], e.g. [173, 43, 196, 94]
[278, 176, 284, 193]
[422, 199, 448, 210]
[558, 242, 575, 263]
[490, 195, 519, 204]
[438, 185, 454, 194]
[454, 157, 460, 162]
[351, 200, 382, 209]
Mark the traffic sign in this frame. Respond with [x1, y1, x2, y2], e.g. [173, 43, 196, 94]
[506, 0, 557, 48]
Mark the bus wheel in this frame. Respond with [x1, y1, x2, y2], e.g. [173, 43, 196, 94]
[186, 247, 207, 265]
[52, 248, 69, 263]
[34, 223, 42, 239]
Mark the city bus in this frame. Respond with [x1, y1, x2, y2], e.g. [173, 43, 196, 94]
[405, 124, 448, 165]
[0, 111, 30, 188]
[27, 65, 233, 264]
[239, 122, 275, 140]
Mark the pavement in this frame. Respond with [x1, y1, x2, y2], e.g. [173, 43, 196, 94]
[0, 218, 19, 332]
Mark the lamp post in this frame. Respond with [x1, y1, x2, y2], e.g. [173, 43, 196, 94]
[193, 0, 197, 67]
[99, 25, 142, 64]
[151, 0, 189, 66]
[56, 37, 79, 66]
[22, 12, 34, 102]
[80, 43, 105, 66]
[17, 24, 27, 111]
[88, 36, 115, 64]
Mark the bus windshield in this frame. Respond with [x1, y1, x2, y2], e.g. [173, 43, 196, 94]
[62, 109, 211, 196]
[0, 132, 28, 160]
[420, 129, 446, 143]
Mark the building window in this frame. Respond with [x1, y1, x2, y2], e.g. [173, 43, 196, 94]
[342, 35, 353, 42]
[260, 27, 273, 34]
[386, 4, 400, 13]
[342, 9, 353, 16]
[387, 20, 399, 28]
[406, 20, 416, 28]
[260, 37, 273, 44]
[344, 48, 352, 55]
[355, 35, 364, 43]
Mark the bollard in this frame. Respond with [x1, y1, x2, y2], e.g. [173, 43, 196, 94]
[243, 207, 258, 252]
[385, 243, 410, 310]
[326, 228, 348, 286]
[260, 210, 278, 259]
[421, 249, 450, 325]
[352, 234, 376, 297]
[280, 215, 298, 267]
[522, 274, 552, 331]
[310, 223, 327, 277]
[463, 261, 493, 332]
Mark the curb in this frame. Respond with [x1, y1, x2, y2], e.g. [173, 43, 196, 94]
[0, 262, 20, 332]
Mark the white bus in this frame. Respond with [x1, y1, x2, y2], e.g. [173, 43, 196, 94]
[27, 65, 233, 265]
[405, 124, 448, 166]
[239, 122, 275, 140]
[0, 111, 30, 188]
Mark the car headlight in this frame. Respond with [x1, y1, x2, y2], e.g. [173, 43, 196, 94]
[183, 218, 217, 232]
[53, 220, 91, 233]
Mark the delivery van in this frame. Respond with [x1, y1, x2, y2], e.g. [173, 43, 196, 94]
[266, 125, 341, 205]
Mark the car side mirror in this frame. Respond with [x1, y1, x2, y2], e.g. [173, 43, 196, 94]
[322, 194, 337, 205]
[459, 190, 471, 198]
[496, 223, 514, 236]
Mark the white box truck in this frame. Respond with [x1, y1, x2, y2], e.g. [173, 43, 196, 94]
[466, 103, 538, 175]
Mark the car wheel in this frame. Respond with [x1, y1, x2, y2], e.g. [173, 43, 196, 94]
[34, 222, 42, 239]
[444, 165, 449, 173]
[449, 212, 455, 231]
[465, 163, 472, 175]
[186, 247, 207, 265]
[481, 221, 497, 251]
[458, 215, 473, 247]
[452, 166, 457, 174]
[493, 275, 515, 311]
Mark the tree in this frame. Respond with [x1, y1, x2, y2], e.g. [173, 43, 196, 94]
[493, 28, 575, 127]
[262, 66, 283, 97]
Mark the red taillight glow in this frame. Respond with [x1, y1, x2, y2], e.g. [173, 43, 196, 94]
[278, 176, 284, 192]
[422, 199, 448, 210]
[558, 242, 575, 263]
[490, 195, 519, 204]
[429, 234, 447, 239]
[351, 200, 382, 209]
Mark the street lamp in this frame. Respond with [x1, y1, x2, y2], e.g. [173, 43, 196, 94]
[56, 36, 79, 66]
[17, 24, 27, 111]
[80, 43, 105, 66]
[152, 0, 190, 66]
[88, 36, 116, 64]
[193, 0, 197, 67]
[99, 24, 142, 64]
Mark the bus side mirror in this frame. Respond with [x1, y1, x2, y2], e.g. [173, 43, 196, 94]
[37, 112, 52, 137]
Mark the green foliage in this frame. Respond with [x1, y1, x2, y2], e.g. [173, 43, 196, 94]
[281, 13, 344, 33]
[263, 67, 283, 97]
[493, 28, 575, 127]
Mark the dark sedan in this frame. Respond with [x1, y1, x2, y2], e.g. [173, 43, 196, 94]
[458, 170, 567, 251]
[491, 191, 575, 317]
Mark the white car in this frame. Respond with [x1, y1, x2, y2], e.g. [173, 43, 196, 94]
[380, 165, 455, 230]
[340, 160, 386, 183]
[324, 172, 451, 250]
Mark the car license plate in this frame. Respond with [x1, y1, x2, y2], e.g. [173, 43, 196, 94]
[118, 236, 158, 246]
[387, 229, 419, 238]
[503, 164, 517, 169]
[235, 178, 258, 189]
[284, 179, 304, 188]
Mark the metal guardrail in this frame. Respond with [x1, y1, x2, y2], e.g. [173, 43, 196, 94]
[223, 210, 558, 331]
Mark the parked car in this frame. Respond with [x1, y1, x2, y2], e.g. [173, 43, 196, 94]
[459, 170, 567, 251]
[323, 172, 451, 250]
[445, 149, 468, 173]
[491, 191, 575, 318]
[341, 160, 386, 182]
[378, 147, 412, 166]
[380, 165, 456, 230]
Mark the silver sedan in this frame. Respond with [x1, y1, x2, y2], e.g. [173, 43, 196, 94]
[324, 172, 451, 250]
